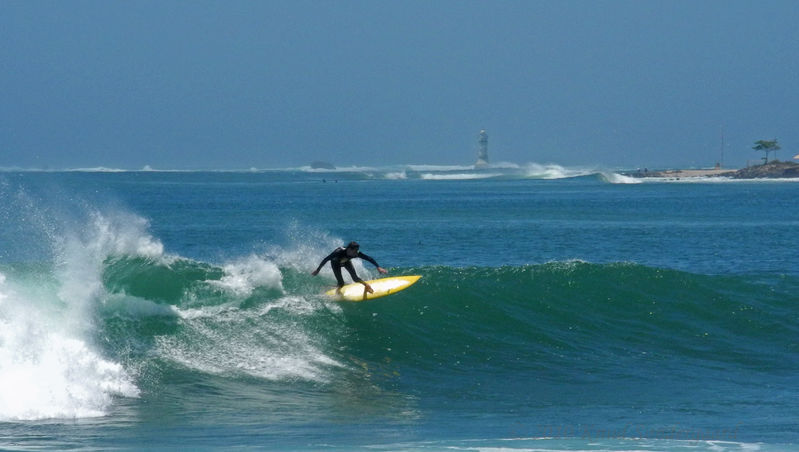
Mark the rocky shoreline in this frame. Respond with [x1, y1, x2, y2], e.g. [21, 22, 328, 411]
[629, 161, 799, 179]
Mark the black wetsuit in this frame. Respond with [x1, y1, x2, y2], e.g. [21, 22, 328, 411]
[314, 247, 380, 288]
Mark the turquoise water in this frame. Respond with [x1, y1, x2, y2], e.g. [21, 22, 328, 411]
[1, 167, 797, 451]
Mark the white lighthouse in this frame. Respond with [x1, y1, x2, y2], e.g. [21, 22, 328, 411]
[475, 129, 489, 168]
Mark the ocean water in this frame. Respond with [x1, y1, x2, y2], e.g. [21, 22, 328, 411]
[0, 165, 797, 451]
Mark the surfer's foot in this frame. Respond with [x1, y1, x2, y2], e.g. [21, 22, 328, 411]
[364, 284, 374, 294]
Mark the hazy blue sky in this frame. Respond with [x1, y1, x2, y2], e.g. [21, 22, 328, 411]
[2, 0, 797, 170]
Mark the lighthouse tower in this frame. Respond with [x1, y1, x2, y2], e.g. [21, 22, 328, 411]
[475, 129, 489, 168]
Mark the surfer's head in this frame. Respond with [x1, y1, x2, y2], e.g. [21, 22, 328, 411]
[346, 241, 360, 257]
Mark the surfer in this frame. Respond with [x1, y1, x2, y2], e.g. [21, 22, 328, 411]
[311, 241, 388, 294]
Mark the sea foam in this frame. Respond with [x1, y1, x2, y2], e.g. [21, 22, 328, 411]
[160, 295, 344, 382]
[0, 206, 164, 420]
[0, 271, 139, 420]
[208, 254, 284, 296]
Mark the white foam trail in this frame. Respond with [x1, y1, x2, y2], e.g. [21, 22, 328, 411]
[156, 237, 363, 383]
[160, 296, 343, 382]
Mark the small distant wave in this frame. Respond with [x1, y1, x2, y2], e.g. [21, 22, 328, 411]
[298, 165, 381, 173]
[384, 171, 408, 180]
[406, 164, 476, 172]
[0, 166, 205, 173]
[0, 166, 130, 173]
[66, 167, 129, 173]
[522, 163, 598, 179]
[483, 161, 521, 169]
[420, 172, 503, 180]
[1, 162, 623, 181]
[600, 172, 642, 184]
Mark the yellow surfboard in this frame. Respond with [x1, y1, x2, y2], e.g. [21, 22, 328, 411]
[325, 275, 421, 301]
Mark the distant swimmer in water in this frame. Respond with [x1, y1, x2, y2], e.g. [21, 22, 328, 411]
[311, 241, 388, 294]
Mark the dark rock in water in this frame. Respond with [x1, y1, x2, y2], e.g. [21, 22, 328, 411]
[732, 161, 799, 179]
[310, 161, 336, 170]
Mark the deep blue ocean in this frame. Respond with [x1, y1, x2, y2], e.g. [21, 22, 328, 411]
[1, 165, 797, 451]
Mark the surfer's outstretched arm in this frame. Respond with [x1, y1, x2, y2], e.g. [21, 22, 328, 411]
[311, 252, 335, 276]
[358, 252, 388, 274]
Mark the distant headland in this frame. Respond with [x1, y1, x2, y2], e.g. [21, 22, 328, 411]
[629, 160, 799, 179]
[730, 160, 799, 178]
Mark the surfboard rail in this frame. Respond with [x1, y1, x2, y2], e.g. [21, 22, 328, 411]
[324, 275, 421, 301]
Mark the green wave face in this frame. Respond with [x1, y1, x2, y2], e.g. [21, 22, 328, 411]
[95, 258, 799, 389]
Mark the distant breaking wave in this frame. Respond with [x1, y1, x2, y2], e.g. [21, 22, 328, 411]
[420, 172, 503, 180]
[1, 162, 603, 178]
[521, 163, 598, 179]
[14, 163, 792, 184]
[599, 172, 643, 184]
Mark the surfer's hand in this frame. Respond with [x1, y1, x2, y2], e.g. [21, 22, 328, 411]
[311, 270, 319, 276]
[364, 284, 374, 293]
[377, 267, 388, 274]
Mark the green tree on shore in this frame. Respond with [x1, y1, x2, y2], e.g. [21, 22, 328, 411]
[753, 139, 781, 164]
